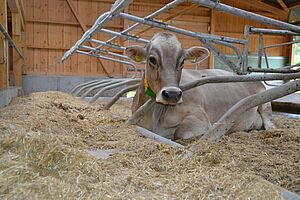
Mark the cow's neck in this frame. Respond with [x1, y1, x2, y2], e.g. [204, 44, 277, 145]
[131, 74, 151, 113]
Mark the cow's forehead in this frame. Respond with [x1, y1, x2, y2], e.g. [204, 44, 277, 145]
[148, 33, 183, 58]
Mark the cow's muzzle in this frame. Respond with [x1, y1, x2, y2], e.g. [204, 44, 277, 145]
[156, 87, 183, 105]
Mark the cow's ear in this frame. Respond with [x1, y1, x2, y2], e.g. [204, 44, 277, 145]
[125, 45, 147, 63]
[185, 47, 209, 63]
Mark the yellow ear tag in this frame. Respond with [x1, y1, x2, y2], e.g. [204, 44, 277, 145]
[135, 55, 142, 62]
[190, 56, 197, 63]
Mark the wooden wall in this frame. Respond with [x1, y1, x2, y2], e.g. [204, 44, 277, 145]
[23, 0, 290, 77]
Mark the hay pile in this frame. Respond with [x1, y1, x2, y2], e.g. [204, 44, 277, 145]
[0, 91, 299, 199]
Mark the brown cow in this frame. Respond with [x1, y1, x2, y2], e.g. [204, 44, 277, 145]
[126, 32, 274, 139]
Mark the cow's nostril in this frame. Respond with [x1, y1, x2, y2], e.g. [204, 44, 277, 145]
[178, 91, 182, 98]
[162, 90, 169, 99]
[161, 89, 182, 101]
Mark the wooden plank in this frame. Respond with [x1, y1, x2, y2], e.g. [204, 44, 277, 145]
[25, 18, 123, 29]
[239, 0, 288, 19]
[66, 0, 112, 77]
[12, 13, 23, 86]
[276, 0, 289, 12]
[0, 0, 8, 89]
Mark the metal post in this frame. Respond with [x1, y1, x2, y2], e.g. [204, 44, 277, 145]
[200, 39, 243, 74]
[242, 25, 250, 72]
[258, 32, 263, 69]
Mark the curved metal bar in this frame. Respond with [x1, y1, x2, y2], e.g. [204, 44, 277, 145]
[200, 38, 243, 74]
[104, 84, 139, 110]
[210, 39, 242, 69]
[89, 79, 141, 103]
[77, 50, 138, 78]
[70, 79, 101, 94]
[80, 79, 124, 98]
[74, 80, 112, 96]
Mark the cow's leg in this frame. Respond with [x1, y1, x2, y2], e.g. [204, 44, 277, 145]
[174, 115, 211, 139]
[229, 107, 264, 132]
[258, 103, 276, 129]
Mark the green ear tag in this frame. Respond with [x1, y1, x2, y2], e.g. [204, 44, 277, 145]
[144, 78, 156, 98]
[145, 87, 156, 98]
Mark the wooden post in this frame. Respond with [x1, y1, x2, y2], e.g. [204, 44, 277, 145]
[209, 9, 215, 69]
[290, 36, 296, 65]
[0, 0, 8, 89]
[12, 12, 22, 87]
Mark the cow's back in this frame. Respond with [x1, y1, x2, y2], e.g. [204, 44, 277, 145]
[180, 69, 265, 123]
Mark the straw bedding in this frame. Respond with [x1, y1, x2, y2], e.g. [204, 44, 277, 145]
[0, 91, 299, 199]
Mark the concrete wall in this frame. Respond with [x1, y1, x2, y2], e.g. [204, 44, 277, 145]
[22, 75, 125, 97]
[214, 55, 288, 72]
[0, 87, 21, 108]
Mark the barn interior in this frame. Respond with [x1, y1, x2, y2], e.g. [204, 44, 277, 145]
[0, 0, 300, 199]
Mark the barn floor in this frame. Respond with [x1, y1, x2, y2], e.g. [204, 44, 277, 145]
[0, 91, 299, 199]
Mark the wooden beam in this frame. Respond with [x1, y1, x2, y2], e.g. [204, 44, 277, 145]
[7, 0, 25, 30]
[25, 18, 123, 29]
[12, 12, 22, 86]
[65, 0, 112, 77]
[276, 0, 289, 12]
[290, 37, 296, 65]
[240, 0, 288, 19]
[209, 9, 215, 69]
[0, 0, 8, 90]
[288, 1, 300, 9]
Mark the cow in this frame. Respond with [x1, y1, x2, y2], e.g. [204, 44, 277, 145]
[125, 32, 274, 140]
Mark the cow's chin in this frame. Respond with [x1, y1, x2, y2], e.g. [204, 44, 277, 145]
[155, 97, 183, 106]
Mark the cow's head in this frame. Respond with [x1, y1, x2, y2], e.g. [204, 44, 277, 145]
[125, 32, 209, 105]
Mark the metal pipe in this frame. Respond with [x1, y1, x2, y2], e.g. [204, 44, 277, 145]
[100, 28, 149, 44]
[263, 48, 270, 69]
[263, 40, 300, 69]
[77, 50, 138, 78]
[94, 0, 185, 50]
[189, 0, 300, 33]
[76, 50, 135, 68]
[90, 39, 126, 50]
[247, 67, 300, 73]
[62, 0, 132, 62]
[250, 27, 300, 36]
[201, 39, 243, 74]
[70, 80, 104, 94]
[118, 12, 245, 44]
[81, 45, 129, 59]
[74, 80, 112, 96]
[242, 25, 250, 72]
[258, 33, 263, 68]
[180, 72, 300, 91]
[104, 84, 139, 110]
[264, 40, 300, 49]
[80, 80, 124, 98]
[0, 23, 24, 59]
[89, 79, 141, 103]
[203, 79, 300, 141]
[136, 126, 184, 148]
[211, 39, 242, 68]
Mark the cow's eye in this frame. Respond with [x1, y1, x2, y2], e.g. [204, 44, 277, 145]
[149, 56, 157, 66]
